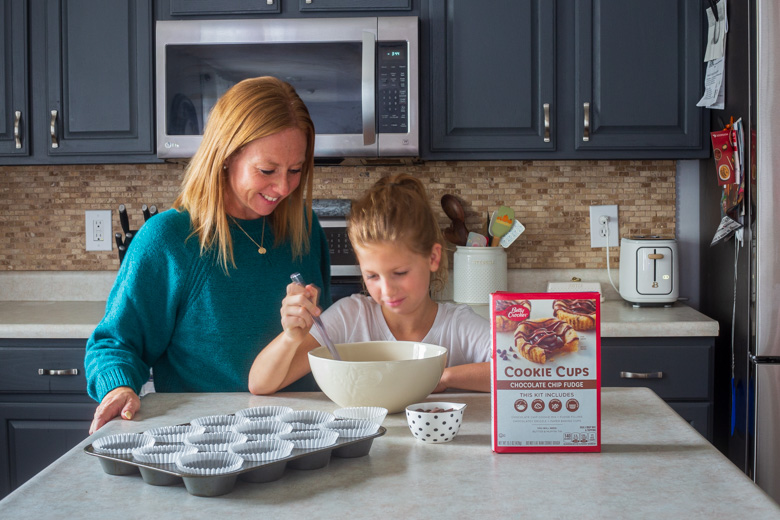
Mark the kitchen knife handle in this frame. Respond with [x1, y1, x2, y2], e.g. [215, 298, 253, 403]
[142, 204, 150, 222]
[648, 253, 664, 259]
[620, 371, 663, 379]
[50, 110, 59, 148]
[583, 102, 590, 142]
[118, 204, 130, 233]
[38, 368, 79, 376]
[14, 110, 22, 149]
[543, 103, 551, 142]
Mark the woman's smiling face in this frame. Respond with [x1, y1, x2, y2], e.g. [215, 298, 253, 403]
[224, 126, 307, 220]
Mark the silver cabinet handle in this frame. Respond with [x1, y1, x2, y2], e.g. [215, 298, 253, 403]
[305, 0, 311, 3]
[38, 368, 79, 376]
[361, 30, 376, 146]
[268, 0, 274, 4]
[543, 103, 551, 143]
[50, 110, 59, 148]
[583, 102, 590, 142]
[620, 371, 663, 379]
[14, 111, 22, 148]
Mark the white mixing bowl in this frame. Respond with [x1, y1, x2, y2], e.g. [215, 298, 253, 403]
[308, 341, 448, 413]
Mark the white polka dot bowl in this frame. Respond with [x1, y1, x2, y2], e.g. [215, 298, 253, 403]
[405, 402, 467, 444]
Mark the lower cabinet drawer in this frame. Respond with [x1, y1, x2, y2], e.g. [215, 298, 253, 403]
[0, 348, 87, 393]
[601, 339, 713, 400]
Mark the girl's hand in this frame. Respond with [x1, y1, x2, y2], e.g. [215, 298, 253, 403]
[89, 386, 141, 434]
[280, 282, 322, 342]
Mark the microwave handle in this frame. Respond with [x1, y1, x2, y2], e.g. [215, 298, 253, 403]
[361, 30, 376, 146]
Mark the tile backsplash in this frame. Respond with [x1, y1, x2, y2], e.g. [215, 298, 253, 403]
[0, 160, 675, 271]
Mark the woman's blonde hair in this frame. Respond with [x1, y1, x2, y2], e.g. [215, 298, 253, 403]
[173, 76, 315, 272]
[347, 173, 448, 293]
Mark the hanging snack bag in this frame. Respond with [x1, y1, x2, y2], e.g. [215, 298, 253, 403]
[711, 129, 735, 186]
[491, 292, 601, 453]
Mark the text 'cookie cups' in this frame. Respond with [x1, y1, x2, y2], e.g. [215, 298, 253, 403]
[405, 402, 467, 443]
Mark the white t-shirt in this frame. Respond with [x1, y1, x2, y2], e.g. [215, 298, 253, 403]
[310, 294, 491, 367]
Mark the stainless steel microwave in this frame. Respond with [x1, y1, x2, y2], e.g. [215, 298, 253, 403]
[155, 17, 418, 159]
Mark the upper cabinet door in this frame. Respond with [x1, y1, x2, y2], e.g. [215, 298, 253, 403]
[37, 0, 154, 157]
[426, 0, 555, 154]
[0, 0, 29, 157]
[574, 0, 705, 151]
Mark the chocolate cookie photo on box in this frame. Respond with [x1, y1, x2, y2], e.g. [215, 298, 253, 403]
[491, 294, 599, 371]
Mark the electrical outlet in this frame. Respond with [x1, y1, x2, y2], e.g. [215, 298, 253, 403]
[85, 210, 113, 251]
[589, 205, 619, 248]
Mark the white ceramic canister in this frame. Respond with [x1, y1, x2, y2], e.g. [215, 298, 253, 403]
[452, 246, 507, 304]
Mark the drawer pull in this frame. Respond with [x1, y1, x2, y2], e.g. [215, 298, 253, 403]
[620, 371, 663, 379]
[38, 368, 79, 376]
[648, 253, 664, 259]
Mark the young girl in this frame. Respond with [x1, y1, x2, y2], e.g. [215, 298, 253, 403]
[248, 174, 491, 395]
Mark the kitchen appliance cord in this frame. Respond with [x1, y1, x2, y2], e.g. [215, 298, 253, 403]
[604, 225, 620, 293]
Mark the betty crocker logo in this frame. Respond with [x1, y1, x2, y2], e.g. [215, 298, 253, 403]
[506, 306, 530, 321]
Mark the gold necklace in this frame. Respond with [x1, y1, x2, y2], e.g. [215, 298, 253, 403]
[232, 217, 266, 255]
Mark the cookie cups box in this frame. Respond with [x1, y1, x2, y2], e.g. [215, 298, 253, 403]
[490, 292, 601, 453]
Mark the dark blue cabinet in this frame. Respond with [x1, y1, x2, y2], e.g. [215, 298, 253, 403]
[0, 0, 155, 165]
[0, 0, 28, 157]
[423, 0, 708, 160]
[0, 339, 94, 499]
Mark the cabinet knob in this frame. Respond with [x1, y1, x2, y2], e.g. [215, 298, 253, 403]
[543, 103, 551, 143]
[620, 371, 663, 379]
[38, 368, 79, 376]
[583, 102, 590, 142]
[50, 110, 59, 149]
[14, 110, 22, 149]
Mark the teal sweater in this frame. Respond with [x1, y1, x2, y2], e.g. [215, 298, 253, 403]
[84, 209, 331, 402]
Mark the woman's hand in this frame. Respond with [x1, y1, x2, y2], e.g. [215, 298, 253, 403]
[280, 282, 322, 342]
[89, 386, 141, 434]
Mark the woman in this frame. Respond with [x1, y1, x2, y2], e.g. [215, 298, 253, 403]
[85, 77, 331, 433]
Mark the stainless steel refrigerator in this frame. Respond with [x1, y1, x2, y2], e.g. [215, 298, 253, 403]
[699, 0, 780, 503]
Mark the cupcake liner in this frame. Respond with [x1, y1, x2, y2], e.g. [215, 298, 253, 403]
[132, 444, 198, 464]
[184, 431, 248, 452]
[279, 410, 335, 431]
[175, 452, 244, 475]
[235, 406, 293, 422]
[190, 414, 248, 432]
[232, 419, 293, 441]
[333, 407, 388, 426]
[278, 430, 339, 450]
[321, 419, 380, 437]
[92, 433, 154, 455]
[228, 440, 295, 462]
[143, 424, 206, 444]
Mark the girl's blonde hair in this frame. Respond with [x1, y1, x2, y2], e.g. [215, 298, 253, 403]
[173, 76, 315, 272]
[347, 173, 448, 293]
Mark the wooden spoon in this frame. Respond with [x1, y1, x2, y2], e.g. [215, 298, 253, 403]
[441, 195, 469, 246]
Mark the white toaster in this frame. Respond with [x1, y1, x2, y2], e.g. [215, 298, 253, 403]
[618, 236, 678, 306]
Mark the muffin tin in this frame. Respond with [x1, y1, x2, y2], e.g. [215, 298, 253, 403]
[84, 409, 386, 497]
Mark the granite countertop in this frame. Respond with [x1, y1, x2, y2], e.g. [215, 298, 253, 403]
[0, 299, 719, 339]
[0, 389, 775, 518]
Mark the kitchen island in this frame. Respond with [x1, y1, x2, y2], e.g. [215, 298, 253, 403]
[0, 389, 776, 519]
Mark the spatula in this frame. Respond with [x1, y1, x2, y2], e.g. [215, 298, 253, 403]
[466, 232, 488, 247]
[490, 206, 514, 247]
[499, 219, 525, 248]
